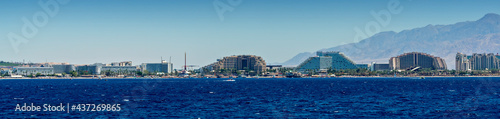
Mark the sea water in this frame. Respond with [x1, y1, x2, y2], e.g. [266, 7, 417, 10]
[1, 77, 499, 118]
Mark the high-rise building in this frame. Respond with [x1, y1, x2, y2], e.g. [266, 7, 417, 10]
[456, 52, 471, 71]
[202, 55, 266, 73]
[456, 53, 500, 71]
[370, 62, 390, 71]
[141, 61, 173, 74]
[295, 51, 367, 72]
[389, 52, 447, 70]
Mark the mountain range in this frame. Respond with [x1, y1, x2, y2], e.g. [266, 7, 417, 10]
[281, 13, 500, 69]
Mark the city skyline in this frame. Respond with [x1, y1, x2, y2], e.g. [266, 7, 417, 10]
[1, 0, 500, 68]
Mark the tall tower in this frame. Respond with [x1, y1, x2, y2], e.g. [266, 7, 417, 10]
[184, 52, 187, 71]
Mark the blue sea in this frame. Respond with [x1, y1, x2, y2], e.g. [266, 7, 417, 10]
[1, 77, 499, 118]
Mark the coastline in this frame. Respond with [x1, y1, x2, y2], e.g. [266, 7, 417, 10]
[2, 75, 500, 80]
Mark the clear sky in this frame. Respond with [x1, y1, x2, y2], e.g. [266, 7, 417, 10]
[1, 0, 499, 68]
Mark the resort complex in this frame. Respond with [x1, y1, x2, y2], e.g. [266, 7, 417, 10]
[389, 52, 447, 70]
[201, 55, 267, 75]
[295, 51, 368, 72]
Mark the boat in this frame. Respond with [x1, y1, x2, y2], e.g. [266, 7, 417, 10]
[223, 78, 235, 82]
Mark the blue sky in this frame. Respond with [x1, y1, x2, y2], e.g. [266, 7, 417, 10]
[1, 0, 499, 68]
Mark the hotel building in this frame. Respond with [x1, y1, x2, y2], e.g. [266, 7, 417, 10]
[15, 67, 54, 76]
[76, 63, 104, 75]
[53, 64, 76, 74]
[370, 63, 390, 71]
[141, 60, 173, 74]
[389, 52, 447, 70]
[456, 52, 500, 71]
[295, 51, 368, 72]
[202, 55, 267, 73]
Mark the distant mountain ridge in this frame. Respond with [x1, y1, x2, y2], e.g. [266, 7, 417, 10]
[281, 13, 500, 69]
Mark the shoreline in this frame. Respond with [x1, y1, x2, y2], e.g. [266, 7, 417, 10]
[2, 75, 500, 80]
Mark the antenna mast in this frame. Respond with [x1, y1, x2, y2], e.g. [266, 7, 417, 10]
[184, 52, 187, 71]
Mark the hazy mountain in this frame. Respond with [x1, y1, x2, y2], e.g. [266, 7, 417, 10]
[282, 13, 500, 69]
[281, 52, 315, 67]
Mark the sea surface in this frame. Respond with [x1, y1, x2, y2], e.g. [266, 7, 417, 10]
[1, 77, 499, 118]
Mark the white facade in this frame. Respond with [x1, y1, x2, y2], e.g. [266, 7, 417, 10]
[101, 66, 138, 72]
[15, 67, 54, 76]
[141, 63, 173, 73]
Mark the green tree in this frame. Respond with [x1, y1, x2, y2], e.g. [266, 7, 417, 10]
[70, 71, 79, 77]
[491, 69, 499, 74]
[450, 70, 456, 75]
[236, 70, 242, 76]
[136, 71, 143, 76]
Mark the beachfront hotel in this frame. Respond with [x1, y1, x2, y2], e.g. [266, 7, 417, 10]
[202, 55, 267, 74]
[53, 64, 76, 74]
[76, 63, 104, 75]
[140, 60, 174, 74]
[370, 63, 390, 71]
[389, 52, 447, 70]
[15, 67, 54, 76]
[456, 52, 500, 71]
[295, 51, 368, 72]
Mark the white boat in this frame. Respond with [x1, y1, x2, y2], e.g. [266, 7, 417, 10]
[10, 75, 23, 78]
[223, 78, 235, 82]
